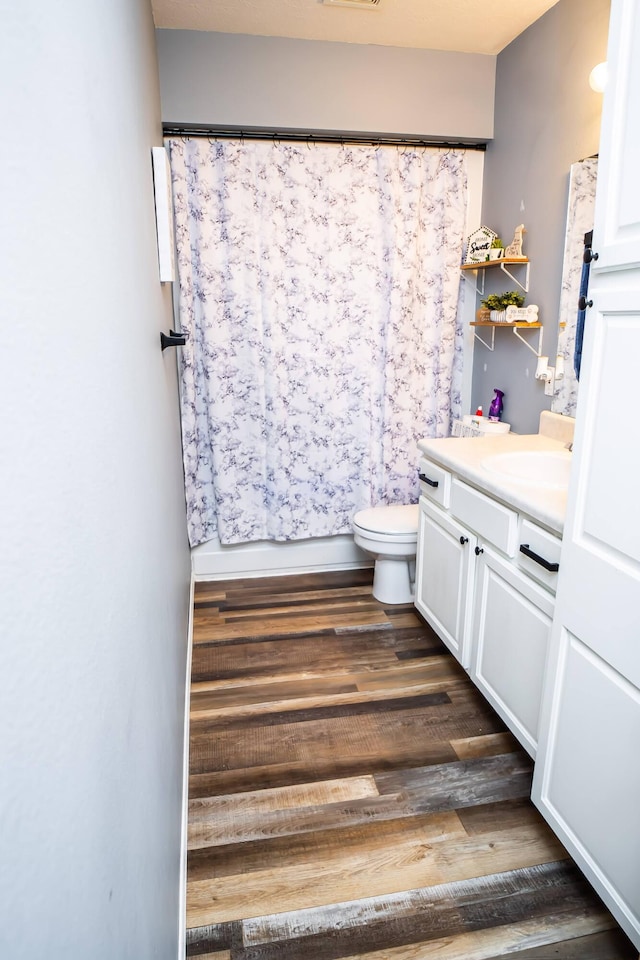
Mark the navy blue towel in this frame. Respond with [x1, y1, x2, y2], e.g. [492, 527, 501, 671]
[574, 230, 593, 381]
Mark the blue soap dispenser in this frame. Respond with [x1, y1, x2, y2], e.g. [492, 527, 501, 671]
[488, 389, 504, 422]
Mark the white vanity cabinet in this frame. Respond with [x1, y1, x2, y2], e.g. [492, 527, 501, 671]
[415, 455, 562, 757]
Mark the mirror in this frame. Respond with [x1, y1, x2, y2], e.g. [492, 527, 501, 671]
[552, 157, 598, 417]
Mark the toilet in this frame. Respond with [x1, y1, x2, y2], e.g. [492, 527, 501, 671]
[352, 504, 419, 605]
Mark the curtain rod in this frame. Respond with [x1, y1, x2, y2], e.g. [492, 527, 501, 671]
[162, 124, 487, 152]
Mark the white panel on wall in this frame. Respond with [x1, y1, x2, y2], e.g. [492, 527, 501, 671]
[152, 146, 176, 282]
[595, 0, 640, 268]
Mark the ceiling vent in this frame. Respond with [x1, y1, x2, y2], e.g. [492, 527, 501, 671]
[323, 0, 381, 9]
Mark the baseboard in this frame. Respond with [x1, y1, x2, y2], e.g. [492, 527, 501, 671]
[191, 533, 371, 581]
[177, 572, 195, 960]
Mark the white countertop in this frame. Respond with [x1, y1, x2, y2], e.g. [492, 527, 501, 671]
[417, 432, 570, 534]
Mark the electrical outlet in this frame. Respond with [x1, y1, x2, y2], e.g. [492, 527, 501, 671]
[544, 366, 555, 396]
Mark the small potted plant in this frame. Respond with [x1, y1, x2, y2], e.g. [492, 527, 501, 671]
[480, 291, 525, 322]
[488, 237, 504, 260]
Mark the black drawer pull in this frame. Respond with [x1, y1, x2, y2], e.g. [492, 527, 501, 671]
[459, 536, 468, 545]
[520, 543, 559, 572]
[475, 546, 483, 556]
[418, 471, 439, 488]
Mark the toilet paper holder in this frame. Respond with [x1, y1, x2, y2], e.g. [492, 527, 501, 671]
[160, 329, 188, 350]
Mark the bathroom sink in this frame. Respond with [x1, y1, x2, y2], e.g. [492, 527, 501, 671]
[481, 450, 572, 489]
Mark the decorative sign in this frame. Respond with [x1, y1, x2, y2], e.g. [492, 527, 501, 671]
[504, 224, 526, 259]
[465, 226, 498, 264]
[505, 304, 539, 323]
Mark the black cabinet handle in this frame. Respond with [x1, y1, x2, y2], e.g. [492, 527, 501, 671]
[459, 536, 468, 545]
[418, 472, 439, 488]
[578, 296, 593, 311]
[520, 543, 559, 572]
[475, 546, 483, 556]
[583, 248, 599, 264]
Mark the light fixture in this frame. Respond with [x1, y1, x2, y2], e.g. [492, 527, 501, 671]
[589, 61, 608, 93]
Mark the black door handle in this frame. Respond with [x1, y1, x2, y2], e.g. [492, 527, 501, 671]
[519, 543, 559, 572]
[418, 472, 439, 488]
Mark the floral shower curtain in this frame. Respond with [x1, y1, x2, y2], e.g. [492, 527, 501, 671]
[554, 157, 598, 418]
[168, 137, 468, 547]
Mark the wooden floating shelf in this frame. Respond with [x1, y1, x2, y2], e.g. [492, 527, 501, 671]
[470, 321, 541, 328]
[470, 320, 543, 357]
[461, 258, 529, 270]
[460, 257, 530, 295]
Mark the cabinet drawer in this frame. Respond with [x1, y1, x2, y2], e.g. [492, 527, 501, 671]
[450, 478, 518, 556]
[517, 519, 562, 593]
[418, 457, 451, 508]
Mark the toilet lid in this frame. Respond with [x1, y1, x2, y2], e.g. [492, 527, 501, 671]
[353, 504, 419, 536]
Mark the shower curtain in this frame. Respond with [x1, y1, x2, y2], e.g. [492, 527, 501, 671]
[168, 137, 468, 547]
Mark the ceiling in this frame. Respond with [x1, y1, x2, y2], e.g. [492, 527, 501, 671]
[151, 0, 561, 56]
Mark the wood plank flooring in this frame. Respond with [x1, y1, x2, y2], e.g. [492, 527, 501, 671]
[186, 569, 636, 959]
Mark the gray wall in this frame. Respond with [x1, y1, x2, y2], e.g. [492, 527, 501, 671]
[472, 0, 610, 434]
[0, 1, 190, 957]
[156, 30, 495, 140]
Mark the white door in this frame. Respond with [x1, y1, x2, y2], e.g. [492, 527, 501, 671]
[472, 546, 554, 759]
[532, 0, 640, 948]
[415, 497, 476, 667]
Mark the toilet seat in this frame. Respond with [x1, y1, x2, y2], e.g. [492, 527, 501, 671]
[353, 504, 418, 541]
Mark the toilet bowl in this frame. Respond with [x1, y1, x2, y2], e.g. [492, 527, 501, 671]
[352, 504, 419, 605]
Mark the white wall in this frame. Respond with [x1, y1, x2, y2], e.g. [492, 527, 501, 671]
[0, 1, 191, 957]
[156, 30, 496, 140]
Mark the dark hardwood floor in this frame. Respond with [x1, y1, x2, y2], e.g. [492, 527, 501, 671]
[186, 569, 636, 960]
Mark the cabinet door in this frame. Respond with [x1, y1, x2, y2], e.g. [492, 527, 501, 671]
[532, 1, 640, 948]
[415, 497, 476, 668]
[472, 546, 554, 758]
